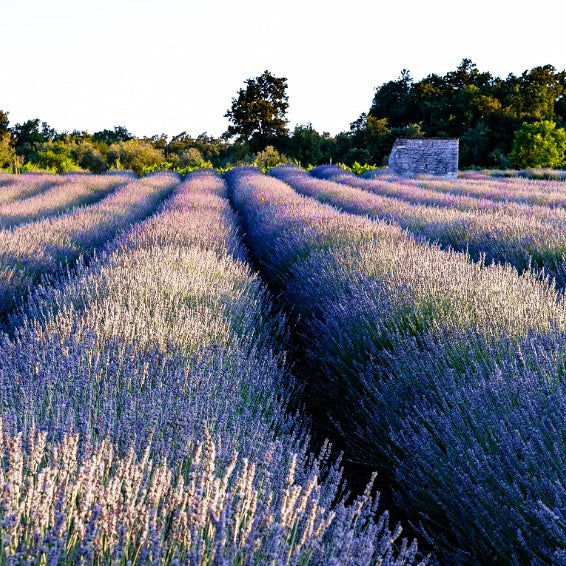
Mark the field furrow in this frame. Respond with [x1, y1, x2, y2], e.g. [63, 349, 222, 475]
[227, 166, 566, 563]
[0, 170, 420, 564]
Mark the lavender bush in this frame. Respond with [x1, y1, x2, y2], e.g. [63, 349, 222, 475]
[0, 172, 178, 321]
[271, 165, 566, 288]
[227, 167, 566, 563]
[0, 170, 423, 564]
[0, 174, 127, 229]
[382, 330, 566, 563]
[0, 174, 58, 205]
[364, 167, 566, 207]
[312, 164, 566, 217]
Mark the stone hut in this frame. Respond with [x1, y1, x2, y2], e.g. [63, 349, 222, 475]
[388, 138, 459, 178]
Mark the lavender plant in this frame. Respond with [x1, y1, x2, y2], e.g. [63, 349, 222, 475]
[271, 165, 566, 288]
[378, 330, 566, 563]
[0, 174, 127, 230]
[226, 167, 566, 563]
[0, 174, 58, 205]
[364, 167, 566, 207]
[0, 170, 423, 564]
[0, 172, 178, 321]
[312, 164, 566, 217]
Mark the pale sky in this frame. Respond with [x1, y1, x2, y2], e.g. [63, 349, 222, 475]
[1, 0, 565, 139]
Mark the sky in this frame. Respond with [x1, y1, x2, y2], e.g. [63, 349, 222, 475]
[1, 0, 565, 139]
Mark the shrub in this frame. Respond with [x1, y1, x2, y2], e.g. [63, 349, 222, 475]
[509, 120, 566, 169]
[108, 139, 165, 175]
[255, 145, 290, 172]
[227, 167, 566, 562]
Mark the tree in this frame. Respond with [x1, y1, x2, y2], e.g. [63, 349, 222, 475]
[287, 123, 324, 166]
[74, 142, 108, 173]
[509, 120, 566, 169]
[0, 133, 15, 170]
[369, 69, 415, 127]
[31, 140, 78, 173]
[12, 119, 46, 160]
[92, 126, 133, 145]
[508, 65, 563, 122]
[224, 70, 289, 153]
[0, 110, 9, 136]
[173, 147, 212, 170]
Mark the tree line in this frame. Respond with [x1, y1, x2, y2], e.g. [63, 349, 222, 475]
[1, 60, 566, 174]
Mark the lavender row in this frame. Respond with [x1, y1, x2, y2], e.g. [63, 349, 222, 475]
[0, 173, 16, 187]
[313, 165, 566, 223]
[0, 173, 58, 205]
[0, 173, 127, 230]
[0, 172, 178, 321]
[272, 166, 566, 287]
[227, 167, 566, 563]
[364, 167, 566, 207]
[0, 171, 421, 564]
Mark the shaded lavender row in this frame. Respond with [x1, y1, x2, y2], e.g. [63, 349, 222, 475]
[0, 171, 422, 564]
[0, 174, 128, 230]
[364, 167, 566, 207]
[0, 173, 17, 187]
[227, 167, 566, 563]
[0, 172, 178, 322]
[0, 173, 58, 205]
[272, 166, 566, 288]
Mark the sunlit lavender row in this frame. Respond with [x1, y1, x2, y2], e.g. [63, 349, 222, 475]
[0, 173, 58, 206]
[227, 167, 566, 563]
[313, 165, 566, 220]
[0, 172, 177, 322]
[0, 171, 422, 564]
[0, 174, 127, 230]
[364, 167, 566, 207]
[271, 166, 566, 287]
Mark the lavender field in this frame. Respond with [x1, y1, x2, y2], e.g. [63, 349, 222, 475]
[2, 168, 566, 564]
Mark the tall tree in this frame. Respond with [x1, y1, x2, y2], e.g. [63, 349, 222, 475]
[12, 119, 46, 161]
[507, 65, 563, 122]
[224, 70, 289, 153]
[287, 123, 325, 166]
[369, 69, 415, 127]
[92, 126, 133, 145]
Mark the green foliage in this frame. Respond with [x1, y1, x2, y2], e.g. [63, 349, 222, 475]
[108, 139, 165, 175]
[509, 120, 566, 169]
[29, 140, 79, 173]
[172, 147, 212, 170]
[0, 110, 10, 136]
[367, 59, 566, 168]
[76, 144, 108, 174]
[286, 123, 325, 166]
[224, 70, 289, 153]
[139, 162, 173, 176]
[350, 161, 379, 176]
[254, 146, 290, 172]
[329, 162, 380, 176]
[92, 126, 133, 145]
[0, 132, 16, 170]
[4, 59, 566, 173]
[12, 119, 47, 161]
